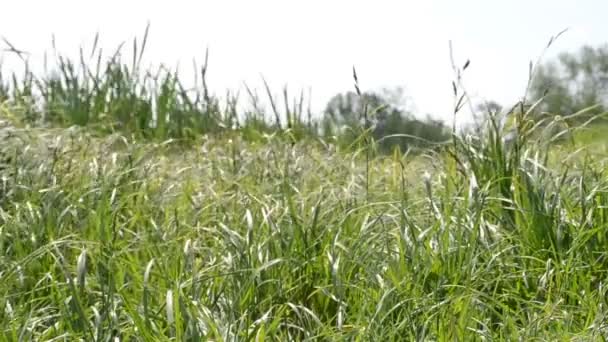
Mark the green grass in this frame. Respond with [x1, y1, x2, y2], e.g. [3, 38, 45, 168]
[2, 33, 608, 341]
[2, 108, 608, 341]
[0, 26, 316, 144]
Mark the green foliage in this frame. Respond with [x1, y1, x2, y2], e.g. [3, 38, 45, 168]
[0, 30, 452, 154]
[530, 44, 608, 122]
[3, 31, 608, 340]
[0, 29, 320, 145]
[1, 84, 608, 339]
[322, 88, 450, 154]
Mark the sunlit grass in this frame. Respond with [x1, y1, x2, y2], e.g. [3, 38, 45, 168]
[0, 26, 316, 144]
[1, 102, 608, 340]
[2, 32, 608, 340]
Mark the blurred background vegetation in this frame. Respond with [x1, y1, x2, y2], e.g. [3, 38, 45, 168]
[0, 33, 607, 152]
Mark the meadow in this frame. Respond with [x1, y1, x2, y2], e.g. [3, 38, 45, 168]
[1, 32, 608, 341]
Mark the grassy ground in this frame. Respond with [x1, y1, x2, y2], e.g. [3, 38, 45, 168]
[2, 33, 608, 341]
[2, 107, 608, 341]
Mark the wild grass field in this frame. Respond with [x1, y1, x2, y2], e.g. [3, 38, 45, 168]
[2, 32, 608, 341]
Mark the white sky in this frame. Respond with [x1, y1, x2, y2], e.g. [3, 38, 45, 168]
[1, 0, 606, 125]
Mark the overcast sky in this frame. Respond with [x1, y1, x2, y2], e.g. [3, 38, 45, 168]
[1, 0, 606, 125]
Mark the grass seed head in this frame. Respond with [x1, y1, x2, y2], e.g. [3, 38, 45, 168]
[183, 239, 192, 256]
[76, 249, 87, 288]
[468, 171, 479, 205]
[166, 289, 174, 325]
[144, 259, 155, 287]
[422, 170, 432, 198]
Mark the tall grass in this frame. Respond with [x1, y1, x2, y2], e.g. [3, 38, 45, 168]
[2, 100, 608, 340]
[2, 31, 608, 340]
[0, 26, 316, 144]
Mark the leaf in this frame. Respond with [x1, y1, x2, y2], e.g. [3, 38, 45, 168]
[455, 93, 466, 112]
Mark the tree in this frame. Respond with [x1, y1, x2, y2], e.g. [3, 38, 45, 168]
[530, 44, 608, 121]
[322, 87, 450, 153]
[467, 100, 504, 136]
[323, 90, 387, 129]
